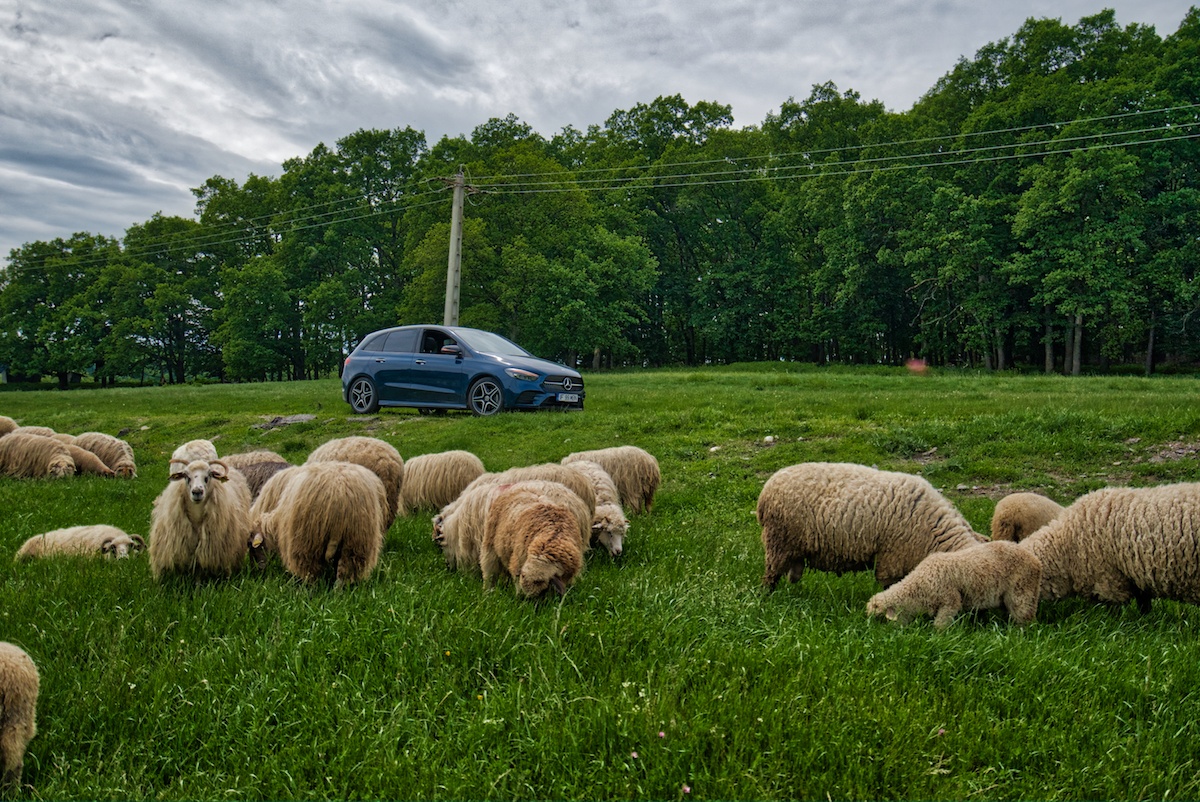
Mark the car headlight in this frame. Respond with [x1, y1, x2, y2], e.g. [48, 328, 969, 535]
[505, 368, 539, 381]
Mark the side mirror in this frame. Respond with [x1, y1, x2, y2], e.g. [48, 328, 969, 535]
[440, 344, 463, 356]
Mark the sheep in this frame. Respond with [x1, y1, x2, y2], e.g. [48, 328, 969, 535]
[237, 460, 294, 501]
[306, 436, 403, 529]
[171, 439, 218, 463]
[250, 461, 388, 587]
[10, 425, 56, 438]
[562, 458, 629, 557]
[757, 462, 987, 590]
[72, 432, 137, 478]
[562, 445, 660, 513]
[866, 541, 1042, 629]
[990, 492, 1065, 542]
[51, 432, 77, 446]
[1020, 481, 1200, 613]
[220, 450, 289, 471]
[148, 459, 251, 580]
[433, 480, 506, 575]
[0, 642, 38, 791]
[15, 525, 146, 560]
[480, 481, 585, 598]
[64, 445, 116, 477]
[0, 433, 75, 479]
[246, 465, 300, 567]
[0, 416, 16, 438]
[398, 450, 486, 515]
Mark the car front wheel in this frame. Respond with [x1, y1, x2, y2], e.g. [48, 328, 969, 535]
[467, 377, 503, 416]
[348, 376, 380, 414]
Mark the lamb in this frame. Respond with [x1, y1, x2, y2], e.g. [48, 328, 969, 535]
[562, 445, 660, 513]
[72, 432, 137, 478]
[148, 459, 252, 580]
[0, 642, 38, 791]
[0, 433, 75, 479]
[866, 541, 1042, 629]
[990, 492, 1065, 542]
[250, 461, 388, 587]
[398, 450, 486, 515]
[65, 445, 116, 477]
[758, 462, 987, 590]
[480, 481, 585, 598]
[1020, 481, 1200, 613]
[15, 525, 146, 560]
[0, 416, 16, 438]
[562, 459, 629, 557]
[220, 450, 289, 471]
[171, 439, 219, 463]
[306, 436, 404, 529]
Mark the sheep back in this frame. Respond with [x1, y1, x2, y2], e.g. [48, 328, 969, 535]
[398, 450, 485, 515]
[481, 481, 584, 597]
[0, 433, 75, 479]
[149, 460, 251, 580]
[16, 525, 145, 560]
[0, 416, 16, 438]
[991, 492, 1065, 542]
[11, 426, 55, 438]
[563, 446, 660, 513]
[757, 462, 985, 590]
[221, 450, 289, 470]
[65, 445, 115, 477]
[433, 480, 504, 575]
[306, 436, 403, 529]
[0, 641, 38, 790]
[237, 461, 294, 500]
[73, 432, 137, 477]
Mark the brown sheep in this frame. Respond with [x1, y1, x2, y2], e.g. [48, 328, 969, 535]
[236, 460, 294, 501]
[991, 492, 1065, 542]
[15, 525, 145, 560]
[72, 432, 137, 478]
[0, 433, 75, 479]
[220, 450, 289, 471]
[0, 641, 38, 791]
[563, 445, 660, 513]
[306, 436, 404, 529]
[480, 481, 585, 598]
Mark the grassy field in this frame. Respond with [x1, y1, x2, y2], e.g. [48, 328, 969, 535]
[3, 364, 1200, 800]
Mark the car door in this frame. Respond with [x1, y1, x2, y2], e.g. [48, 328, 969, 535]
[408, 328, 470, 405]
[371, 329, 418, 403]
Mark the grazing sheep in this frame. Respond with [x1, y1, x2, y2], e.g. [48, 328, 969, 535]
[0, 642, 38, 791]
[1020, 481, 1200, 613]
[251, 461, 388, 587]
[433, 480, 506, 575]
[73, 432, 137, 478]
[563, 445, 660, 513]
[171, 439, 218, 463]
[64, 445, 115, 477]
[866, 541, 1042, 629]
[0, 417, 16, 438]
[306, 436, 403, 529]
[246, 465, 300, 567]
[15, 525, 145, 560]
[398, 450, 486, 515]
[220, 450, 289, 471]
[11, 426, 56, 438]
[0, 433, 75, 479]
[471, 464, 597, 517]
[758, 462, 987, 590]
[238, 460, 294, 500]
[149, 459, 251, 580]
[51, 432, 76, 446]
[480, 481, 585, 598]
[991, 492, 1065, 542]
[562, 459, 628, 557]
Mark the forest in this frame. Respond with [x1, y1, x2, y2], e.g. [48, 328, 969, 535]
[1, 8, 1198, 386]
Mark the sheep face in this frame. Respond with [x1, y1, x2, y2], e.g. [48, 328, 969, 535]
[518, 556, 569, 598]
[592, 506, 628, 557]
[171, 459, 229, 505]
[102, 534, 146, 559]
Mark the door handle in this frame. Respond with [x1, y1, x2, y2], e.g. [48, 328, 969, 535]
[415, 359, 426, 365]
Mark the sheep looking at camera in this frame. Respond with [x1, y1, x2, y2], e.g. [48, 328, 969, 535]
[398, 450, 486, 515]
[866, 541, 1042, 629]
[15, 525, 145, 561]
[251, 461, 388, 587]
[758, 462, 987, 590]
[148, 459, 251, 580]
[72, 432, 137, 478]
[480, 481, 585, 598]
[0, 433, 75, 479]
[991, 492, 1065, 542]
[1020, 481, 1200, 613]
[563, 446, 660, 513]
[0, 642, 38, 791]
[306, 436, 403, 529]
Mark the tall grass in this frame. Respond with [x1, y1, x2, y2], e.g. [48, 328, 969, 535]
[3, 366, 1200, 799]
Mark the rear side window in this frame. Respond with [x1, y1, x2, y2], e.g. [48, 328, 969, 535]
[382, 329, 418, 353]
[359, 333, 387, 352]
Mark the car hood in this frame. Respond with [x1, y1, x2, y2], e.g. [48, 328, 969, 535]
[477, 352, 580, 377]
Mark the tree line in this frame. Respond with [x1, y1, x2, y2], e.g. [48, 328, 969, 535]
[3, 9, 1199, 387]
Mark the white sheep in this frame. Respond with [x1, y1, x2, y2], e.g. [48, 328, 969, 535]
[15, 525, 145, 560]
[990, 492, 1065, 542]
[866, 541, 1042, 629]
[563, 445, 660, 513]
[398, 450, 486, 515]
[758, 462, 987, 590]
[0, 641, 38, 791]
[480, 481, 585, 598]
[432, 480, 506, 575]
[72, 432, 137, 478]
[250, 461, 388, 587]
[1020, 481, 1200, 613]
[306, 436, 404, 529]
[0, 416, 16, 438]
[171, 439, 219, 463]
[10, 425, 56, 438]
[148, 459, 252, 580]
[64, 445, 115, 477]
[0, 433, 75, 479]
[561, 458, 628, 557]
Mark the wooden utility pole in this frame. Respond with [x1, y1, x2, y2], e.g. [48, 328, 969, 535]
[443, 168, 466, 326]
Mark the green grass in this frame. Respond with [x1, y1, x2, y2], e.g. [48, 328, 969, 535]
[4, 365, 1200, 799]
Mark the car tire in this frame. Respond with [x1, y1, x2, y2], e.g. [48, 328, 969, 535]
[348, 376, 380, 414]
[467, 377, 503, 416]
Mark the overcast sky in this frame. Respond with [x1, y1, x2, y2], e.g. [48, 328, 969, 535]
[0, 1, 1193, 264]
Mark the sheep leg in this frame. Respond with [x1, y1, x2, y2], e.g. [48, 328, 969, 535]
[334, 547, 369, 589]
[932, 594, 962, 630]
[1133, 588, 1153, 615]
[761, 542, 797, 590]
[480, 552, 501, 590]
[1, 737, 21, 790]
[1003, 588, 1039, 625]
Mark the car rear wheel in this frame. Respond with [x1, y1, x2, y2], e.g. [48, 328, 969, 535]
[348, 376, 380, 414]
[468, 377, 503, 416]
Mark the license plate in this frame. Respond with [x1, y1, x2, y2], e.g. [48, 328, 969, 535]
[557, 393, 579, 403]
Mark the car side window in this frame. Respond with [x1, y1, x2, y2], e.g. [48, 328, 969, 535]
[420, 330, 458, 355]
[382, 329, 417, 353]
[360, 333, 387, 352]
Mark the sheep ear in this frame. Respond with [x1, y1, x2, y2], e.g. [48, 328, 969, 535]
[885, 607, 899, 621]
[101, 538, 115, 554]
[591, 521, 603, 531]
[210, 460, 229, 481]
[168, 460, 188, 481]
[551, 575, 567, 596]
[130, 534, 146, 551]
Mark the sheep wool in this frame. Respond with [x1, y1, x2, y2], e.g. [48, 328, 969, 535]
[563, 445, 660, 514]
[758, 462, 986, 590]
[0, 642, 38, 791]
[10, 426, 55, 438]
[481, 481, 585, 598]
[990, 492, 1065, 542]
[1020, 481, 1200, 612]
[0, 432, 75, 479]
[65, 444, 116, 477]
[557, 459, 627, 556]
[220, 450, 289, 471]
[16, 525, 145, 560]
[254, 461, 388, 587]
[73, 432, 137, 478]
[306, 436, 404, 529]
[171, 439, 219, 463]
[398, 450, 486, 515]
[237, 460, 294, 501]
[433, 480, 506, 575]
[0, 416, 16, 438]
[149, 459, 252, 580]
[866, 541, 1042, 629]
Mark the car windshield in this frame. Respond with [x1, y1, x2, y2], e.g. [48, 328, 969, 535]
[455, 329, 531, 357]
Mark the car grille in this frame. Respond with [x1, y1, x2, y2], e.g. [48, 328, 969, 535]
[543, 375, 584, 392]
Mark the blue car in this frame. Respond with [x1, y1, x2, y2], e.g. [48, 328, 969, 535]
[341, 325, 585, 416]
